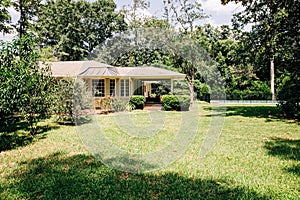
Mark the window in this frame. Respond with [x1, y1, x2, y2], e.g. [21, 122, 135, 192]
[110, 79, 116, 96]
[120, 79, 130, 97]
[92, 79, 105, 97]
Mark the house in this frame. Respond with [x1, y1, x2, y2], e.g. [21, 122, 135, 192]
[48, 61, 186, 102]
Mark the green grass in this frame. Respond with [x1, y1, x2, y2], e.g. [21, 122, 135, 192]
[0, 103, 299, 199]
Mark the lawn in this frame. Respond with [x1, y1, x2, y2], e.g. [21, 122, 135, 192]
[0, 103, 299, 199]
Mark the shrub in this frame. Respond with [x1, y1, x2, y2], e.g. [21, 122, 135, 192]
[95, 98, 112, 111]
[111, 99, 127, 112]
[199, 83, 211, 102]
[177, 95, 191, 111]
[53, 78, 92, 124]
[162, 95, 179, 111]
[129, 95, 145, 109]
[277, 73, 300, 120]
[226, 81, 271, 100]
[162, 95, 190, 111]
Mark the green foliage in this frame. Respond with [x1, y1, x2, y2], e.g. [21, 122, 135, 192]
[197, 83, 211, 102]
[36, 0, 126, 61]
[52, 78, 92, 124]
[39, 46, 57, 62]
[52, 78, 74, 122]
[0, 0, 11, 33]
[13, 0, 42, 37]
[0, 35, 52, 134]
[223, 0, 300, 116]
[111, 98, 127, 112]
[163, 0, 208, 33]
[198, 83, 210, 97]
[129, 95, 145, 109]
[177, 95, 191, 111]
[277, 73, 300, 119]
[162, 95, 179, 111]
[226, 81, 272, 100]
[161, 95, 190, 111]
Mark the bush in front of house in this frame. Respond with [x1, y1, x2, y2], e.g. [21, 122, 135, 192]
[111, 98, 128, 112]
[162, 95, 191, 111]
[177, 95, 191, 111]
[162, 95, 179, 111]
[129, 95, 145, 109]
[53, 78, 92, 124]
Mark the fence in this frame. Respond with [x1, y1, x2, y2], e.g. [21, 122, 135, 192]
[211, 100, 280, 104]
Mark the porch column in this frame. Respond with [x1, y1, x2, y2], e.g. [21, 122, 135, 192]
[116, 78, 120, 98]
[129, 77, 134, 96]
[105, 78, 110, 97]
[171, 79, 174, 94]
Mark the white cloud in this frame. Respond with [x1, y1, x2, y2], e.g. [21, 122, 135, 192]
[200, 0, 243, 26]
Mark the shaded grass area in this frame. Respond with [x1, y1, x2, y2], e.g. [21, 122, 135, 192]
[265, 137, 300, 161]
[1, 152, 269, 200]
[225, 105, 281, 119]
[265, 137, 300, 176]
[0, 118, 59, 152]
[205, 104, 298, 124]
[0, 103, 299, 199]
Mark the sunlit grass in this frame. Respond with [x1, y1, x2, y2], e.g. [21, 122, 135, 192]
[0, 103, 299, 199]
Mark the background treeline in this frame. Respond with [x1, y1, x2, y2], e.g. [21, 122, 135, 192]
[0, 0, 299, 119]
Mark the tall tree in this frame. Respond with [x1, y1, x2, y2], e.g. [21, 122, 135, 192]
[13, 0, 41, 38]
[222, 0, 300, 117]
[163, 0, 208, 102]
[222, 0, 300, 100]
[36, 0, 126, 61]
[0, 35, 53, 133]
[119, 0, 151, 45]
[0, 0, 11, 33]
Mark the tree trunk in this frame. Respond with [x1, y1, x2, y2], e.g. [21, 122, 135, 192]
[270, 57, 275, 100]
[190, 59, 195, 105]
[190, 68, 194, 105]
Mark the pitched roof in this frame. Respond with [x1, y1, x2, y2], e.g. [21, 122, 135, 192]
[118, 66, 185, 78]
[48, 61, 113, 77]
[47, 61, 185, 79]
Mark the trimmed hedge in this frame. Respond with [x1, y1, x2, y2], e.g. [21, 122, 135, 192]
[162, 95, 190, 111]
[129, 95, 145, 109]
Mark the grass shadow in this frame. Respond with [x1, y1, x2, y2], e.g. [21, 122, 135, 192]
[265, 137, 300, 161]
[0, 119, 60, 152]
[203, 105, 292, 123]
[1, 152, 271, 199]
[286, 165, 300, 176]
[265, 137, 300, 176]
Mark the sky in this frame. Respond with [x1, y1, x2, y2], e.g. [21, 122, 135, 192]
[114, 0, 243, 26]
[0, 0, 243, 41]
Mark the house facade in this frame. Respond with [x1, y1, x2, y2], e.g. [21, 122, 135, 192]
[49, 61, 186, 101]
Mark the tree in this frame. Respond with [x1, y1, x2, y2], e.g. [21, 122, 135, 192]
[222, 0, 300, 117]
[52, 78, 92, 124]
[163, 0, 208, 103]
[119, 0, 152, 45]
[222, 0, 300, 101]
[120, 0, 150, 29]
[35, 0, 126, 61]
[12, 0, 41, 38]
[0, 0, 11, 33]
[0, 35, 53, 134]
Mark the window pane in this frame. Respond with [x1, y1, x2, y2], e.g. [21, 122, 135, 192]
[125, 80, 129, 97]
[92, 79, 105, 97]
[110, 79, 116, 96]
[120, 79, 130, 97]
[120, 80, 125, 97]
